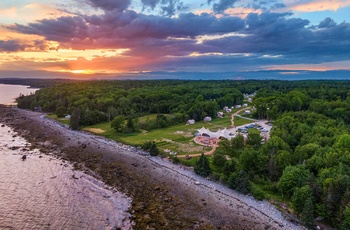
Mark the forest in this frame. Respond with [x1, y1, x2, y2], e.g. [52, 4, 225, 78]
[16, 79, 350, 229]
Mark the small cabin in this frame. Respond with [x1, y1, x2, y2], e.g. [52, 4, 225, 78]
[244, 110, 251, 115]
[34, 106, 42, 112]
[217, 112, 224, 118]
[203, 116, 212, 122]
[187, 119, 195, 125]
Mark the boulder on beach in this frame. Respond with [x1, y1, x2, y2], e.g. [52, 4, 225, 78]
[22, 155, 27, 160]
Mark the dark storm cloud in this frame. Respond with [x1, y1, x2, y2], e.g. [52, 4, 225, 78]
[9, 11, 244, 47]
[86, 0, 131, 11]
[6, 8, 350, 66]
[199, 11, 350, 61]
[0, 40, 26, 52]
[11, 16, 88, 43]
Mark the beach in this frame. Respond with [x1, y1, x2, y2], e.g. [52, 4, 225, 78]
[0, 106, 303, 229]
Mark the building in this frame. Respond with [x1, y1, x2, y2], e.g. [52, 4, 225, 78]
[244, 110, 251, 115]
[217, 112, 224, 118]
[187, 119, 195, 125]
[203, 116, 212, 122]
[33, 106, 42, 112]
[197, 127, 235, 140]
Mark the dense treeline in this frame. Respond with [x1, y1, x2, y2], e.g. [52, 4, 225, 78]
[0, 78, 75, 88]
[17, 79, 350, 227]
[205, 80, 350, 229]
[17, 80, 247, 131]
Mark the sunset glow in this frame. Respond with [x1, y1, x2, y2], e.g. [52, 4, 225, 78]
[0, 0, 349, 78]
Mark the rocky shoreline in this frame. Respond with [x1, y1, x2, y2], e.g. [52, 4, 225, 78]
[0, 106, 304, 230]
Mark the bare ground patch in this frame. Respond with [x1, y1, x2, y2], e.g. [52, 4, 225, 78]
[173, 130, 193, 138]
[84, 128, 106, 134]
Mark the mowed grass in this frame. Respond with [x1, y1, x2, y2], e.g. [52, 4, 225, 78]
[46, 114, 70, 125]
[83, 113, 254, 155]
[138, 114, 171, 122]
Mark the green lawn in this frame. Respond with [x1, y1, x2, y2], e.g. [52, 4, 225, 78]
[138, 114, 171, 123]
[83, 113, 254, 156]
[46, 114, 70, 125]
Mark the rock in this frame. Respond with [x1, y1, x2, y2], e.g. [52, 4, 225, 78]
[22, 155, 27, 160]
[72, 174, 79, 179]
[154, 186, 161, 191]
[1, 124, 5, 127]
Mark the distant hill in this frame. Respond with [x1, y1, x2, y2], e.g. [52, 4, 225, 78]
[0, 78, 75, 88]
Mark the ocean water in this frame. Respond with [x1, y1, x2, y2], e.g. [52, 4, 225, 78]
[0, 84, 39, 105]
[0, 124, 132, 229]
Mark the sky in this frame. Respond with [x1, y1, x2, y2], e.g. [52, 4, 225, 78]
[0, 0, 350, 79]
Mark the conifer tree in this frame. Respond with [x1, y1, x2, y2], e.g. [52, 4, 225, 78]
[301, 197, 315, 229]
[194, 153, 211, 177]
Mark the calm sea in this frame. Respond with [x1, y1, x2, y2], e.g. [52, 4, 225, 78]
[0, 124, 132, 229]
[0, 84, 39, 105]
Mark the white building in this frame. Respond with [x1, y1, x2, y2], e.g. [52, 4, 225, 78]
[217, 112, 224, 117]
[197, 127, 235, 140]
[187, 119, 195, 125]
[203, 116, 212, 122]
[244, 110, 251, 115]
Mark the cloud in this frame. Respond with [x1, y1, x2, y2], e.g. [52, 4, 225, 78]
[3, 2, 350, 74]
[141, 0, 187, 17]
[284, 0, 350, 12]
[8, 11, 244, 50]
[318, 17, 336, 28]
[0, 40, 26, 52]
[86, 0, 131, 11]
[141, 0, 160, 9]
[211, 0, 239, 14]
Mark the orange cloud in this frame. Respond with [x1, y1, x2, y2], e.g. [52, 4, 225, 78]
[284, 0, 350, 12]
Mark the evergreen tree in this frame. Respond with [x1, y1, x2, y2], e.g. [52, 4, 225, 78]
[149, 142, 159, 156]
[228, 170, 251, 195]
[212, 152, 227, 168]
[69, 108, 81, 130]
[301, 197, 315, 229]
[340, 207, 350, 230]
[194, 153, 211, 177]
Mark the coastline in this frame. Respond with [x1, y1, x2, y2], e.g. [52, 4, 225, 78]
[0, 105, 304, 229]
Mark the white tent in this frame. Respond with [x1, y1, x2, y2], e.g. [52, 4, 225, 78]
[197, 127, 235, 140]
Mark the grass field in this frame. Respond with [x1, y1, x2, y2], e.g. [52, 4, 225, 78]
[46, 114, 70, 125]
[83, 112, 253, 156]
